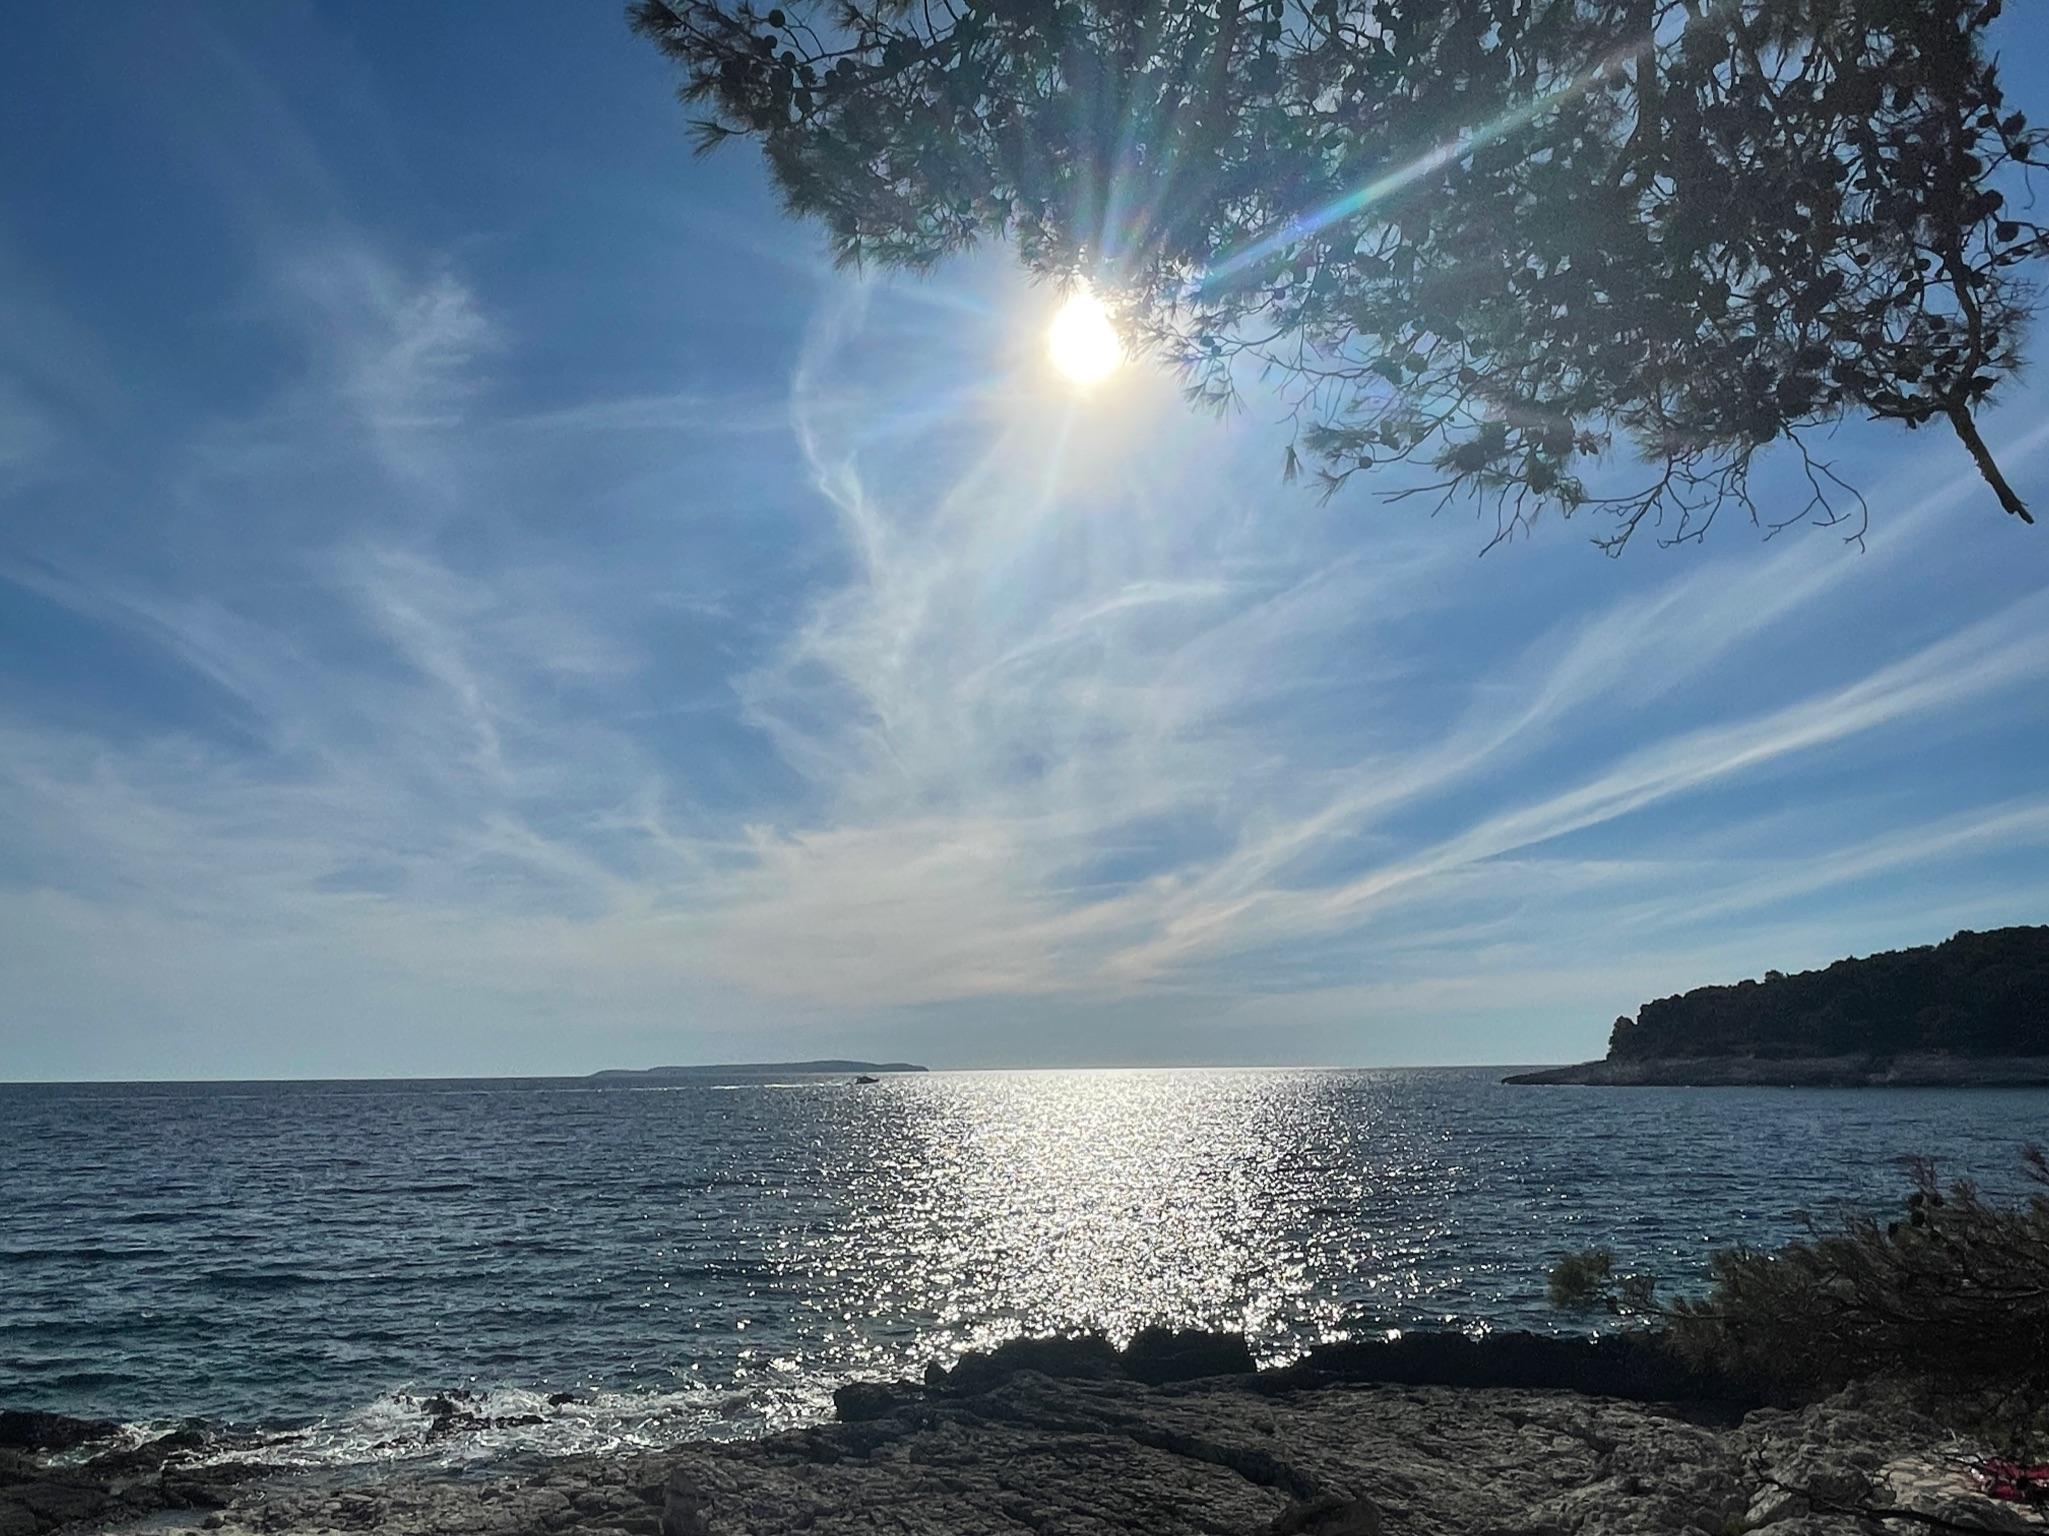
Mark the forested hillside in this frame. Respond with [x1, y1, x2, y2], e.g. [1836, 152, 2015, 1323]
[1606, 927, 2049, 1061]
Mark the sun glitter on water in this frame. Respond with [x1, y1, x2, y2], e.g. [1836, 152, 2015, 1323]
[1047, 288, 1123, 385]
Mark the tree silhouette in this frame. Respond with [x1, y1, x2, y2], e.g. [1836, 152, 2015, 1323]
[634, 0, 2047, 548]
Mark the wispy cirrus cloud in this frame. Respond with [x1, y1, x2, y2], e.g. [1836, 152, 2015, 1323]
[667, 279, 2049, 1019]
[4, 5, 2049, 1076]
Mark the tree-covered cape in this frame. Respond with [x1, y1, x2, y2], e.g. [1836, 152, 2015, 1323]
[635, 0, 2046, 548]
[1607, 924, 2049, 1060]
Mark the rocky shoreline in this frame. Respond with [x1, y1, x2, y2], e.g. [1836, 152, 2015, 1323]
[8, 1332, 2041, 1535]
[0, 1410, 261, 1536]
[1503, 1053, 2049, 1087]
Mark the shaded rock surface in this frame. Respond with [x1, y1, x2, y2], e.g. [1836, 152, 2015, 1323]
[0, 1414, 121, 1456]
[0, 1425, 256, 1536]
[1264, 1327, 1757, 1406]
[111, 1370, 2039, 1536]
[1123, 1324, 1259, 1385]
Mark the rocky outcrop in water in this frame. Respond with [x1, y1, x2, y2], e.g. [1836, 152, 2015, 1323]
[79, 1334, 2040, 1536]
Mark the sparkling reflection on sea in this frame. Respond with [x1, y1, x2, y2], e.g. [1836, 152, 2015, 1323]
[0, 1067, 2038, 1465]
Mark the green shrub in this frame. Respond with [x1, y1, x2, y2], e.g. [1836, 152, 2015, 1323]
[1546, 1248, 1616, 1311]
[1551, 1146, 2049, 1443]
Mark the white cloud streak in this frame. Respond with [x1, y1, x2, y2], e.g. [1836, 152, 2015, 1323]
[5, 216, 2048, 1074]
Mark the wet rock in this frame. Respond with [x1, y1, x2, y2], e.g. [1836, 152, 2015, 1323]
[82, 1427, 207, 1480]
[80, 1356, 2033, 1536]
[1122, 1326, 1257, 1384]
[922, 1326, 1255, 1397]
[935, 1333, 1123, 1393]
[418, 1391, 546, 1441]
[157, 1469, 239, 1511]
[829, 1379, 920, 1423]
[0, 1417, 270, 1536]
[0, 1415, 119, 1456]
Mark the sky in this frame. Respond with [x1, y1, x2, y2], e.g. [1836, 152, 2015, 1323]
[3, 6, 2049, 1080]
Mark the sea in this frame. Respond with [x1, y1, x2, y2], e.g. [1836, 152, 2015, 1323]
[1, 1067, 2041, 1468]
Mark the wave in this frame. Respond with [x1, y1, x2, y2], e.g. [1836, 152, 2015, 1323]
[194, 1269, 327, 1293]
[176, 1376, 845, 1471]
[320, 1182, 477, 1197]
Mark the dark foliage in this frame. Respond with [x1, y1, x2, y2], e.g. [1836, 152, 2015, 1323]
[1606, 924, 2049, 1061]
[633, 0, 2048, 548]
[1552, 1148, 2049, 1442]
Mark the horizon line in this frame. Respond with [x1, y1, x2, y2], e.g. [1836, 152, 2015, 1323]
[0, 1061, 1568, 1087]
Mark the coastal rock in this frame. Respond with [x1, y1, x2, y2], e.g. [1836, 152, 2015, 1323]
[0, 1425, 245, 1531]
[0, 1422, 274, 1536]
[84, 1350, 2042, 1536]
[418, 1391, 545, 1441]
[923, 1327, 1259, 1396]
[632, 1373, 1996, 1536]
[659, 1377, 1292, 1536]
[829, 1380, 921, 1423]
[1265, 1327, 1754, 1406]
[1269, 1493, 1382, 1534]
[1122, 1325, 1258, 1384]
[0, 1415, 119, 1455]
[933, 1332, 1123, 1393]
[167, 1372, 2031, 1536]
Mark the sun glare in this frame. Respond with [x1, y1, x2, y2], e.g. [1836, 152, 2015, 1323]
[1047, 289, 1123, 386]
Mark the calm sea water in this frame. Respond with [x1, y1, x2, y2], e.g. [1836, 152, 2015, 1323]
[1, 1068, 2041, 1465]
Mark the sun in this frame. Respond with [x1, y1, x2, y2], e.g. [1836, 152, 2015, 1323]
[1047, 288, 1123, 385]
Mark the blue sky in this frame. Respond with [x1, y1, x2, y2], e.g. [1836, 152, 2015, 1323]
[4, 5, 2049, 1079]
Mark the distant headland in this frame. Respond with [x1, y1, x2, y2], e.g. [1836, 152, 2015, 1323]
[1507, 925, 2049, 1087]
[589, 1060, 928, 1079]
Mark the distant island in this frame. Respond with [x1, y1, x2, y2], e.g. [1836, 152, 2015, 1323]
[1506, 925, 2049, 1087]
[590, 1060, 928, 1079]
